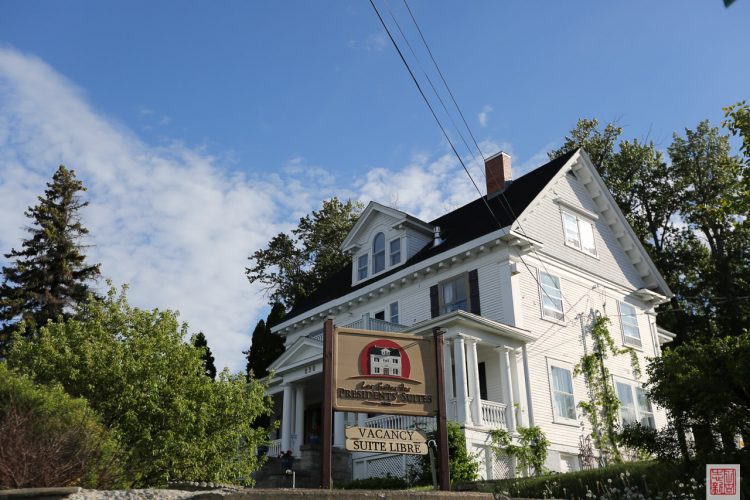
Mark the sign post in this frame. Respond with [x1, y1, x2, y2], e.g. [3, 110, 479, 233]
[433, 327, 450, 491]
[321, 317, 334, 489]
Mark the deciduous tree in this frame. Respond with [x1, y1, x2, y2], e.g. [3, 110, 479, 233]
[7, 286, 273, 487]
[246, 198, 362, 309]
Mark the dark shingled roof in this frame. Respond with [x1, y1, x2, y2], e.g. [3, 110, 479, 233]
[282, 149, 577, 323]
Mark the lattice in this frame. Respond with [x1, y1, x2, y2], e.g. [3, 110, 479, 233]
[366, 455, 406, 479]
[491, 453, 514, 479]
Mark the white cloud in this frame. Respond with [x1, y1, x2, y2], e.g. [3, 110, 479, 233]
[478, 105, 493, 127]
[0, 47, 340, 372]
[0, 47, 540, 373]
[347, 33, 388, 52]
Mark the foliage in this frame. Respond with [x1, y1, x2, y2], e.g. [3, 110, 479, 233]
[340, 474, 410, 490]
[246, 197, 363, 309]
[724, 100, 750, 161]
[617, 423, 687, 462]
[245, 303, 286, 379]
[469, 460, 722, 500]
[419, 422, 480, 485]
[0, 165, 101, 351]
[192, 332, 217, 379]
[489, 426, 550, 477]
[647, 330, 750, 451]
[574, 315, 640, 464]
[6, 285, 274, 487]
[0, 363, 124, 489]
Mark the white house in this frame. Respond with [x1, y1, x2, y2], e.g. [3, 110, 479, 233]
[263, 149, 673, 480]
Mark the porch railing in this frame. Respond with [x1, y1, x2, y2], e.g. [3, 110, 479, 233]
[480, 400, 507, 428]
[343, 317, 407, 333]
[266, 438, 282, 457]
[364, 414, 435, 433]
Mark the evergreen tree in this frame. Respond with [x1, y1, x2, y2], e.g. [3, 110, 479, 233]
[245, 303, 286, 379]
[192, 331, 217, 379]
[0, 166, 100, 349]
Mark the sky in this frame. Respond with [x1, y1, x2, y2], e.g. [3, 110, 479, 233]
[1, 1, 748, 372]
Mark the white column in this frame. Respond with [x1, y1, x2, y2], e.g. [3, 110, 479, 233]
[509, 348, 528, 427]
[294, 384, 305, 456]
[281, 383, 293, 452]
[521, 345, 534, 426]
[466, 337, 483, 426]
[443, 337, 455, 420]
[497, 347, 516, 432]
[357, 413, 366, 427]
[334, 411, 346, 448]
[453, 335, 469, 425]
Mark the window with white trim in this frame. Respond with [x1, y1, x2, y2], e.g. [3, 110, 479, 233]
[389, 301, 399, 324]
[615, 381, 655, 429]
[389, 238, 401, 266]
[562, 211, 597, 256]
[373, 232, 385, 274]
[619, 302, 642, 347]
[540, 272, 564, 320]
[440, 275, 468, 314]
[357, 254, 368, 280]
[548, 361, 577, 422]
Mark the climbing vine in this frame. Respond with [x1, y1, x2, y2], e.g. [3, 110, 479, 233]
[489, 426, 550, 477]
[574, 314, 640, 464]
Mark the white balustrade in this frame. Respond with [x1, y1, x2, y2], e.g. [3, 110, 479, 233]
[364, 414, 434, 433]
[266, 438, 282, 457]
[480, 400, 508, 429]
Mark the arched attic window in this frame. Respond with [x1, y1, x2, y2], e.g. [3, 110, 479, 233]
[373, 232, 385, 274]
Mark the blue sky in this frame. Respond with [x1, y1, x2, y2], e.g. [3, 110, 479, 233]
[1, 1, 748, 371]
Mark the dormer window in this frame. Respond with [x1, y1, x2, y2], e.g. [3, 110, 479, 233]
[390, 238, 401, 266]
[373, 232, 385, 274]
[358, 254, 368, 280]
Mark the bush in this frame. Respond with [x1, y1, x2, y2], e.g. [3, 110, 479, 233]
[418, 421, 479, 485]
[341, 474, 409, 490]
[465, 458, 750, 499]
[7, 286, 274, 487]
[617, 423, 686, 461]
[0, 363, 124, 489]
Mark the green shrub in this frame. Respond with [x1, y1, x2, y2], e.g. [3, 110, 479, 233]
[418, 421, 479, 485]
[341, 474, 409, 490]
[0, 363, 125, 488]
[489, 426, 550, 477]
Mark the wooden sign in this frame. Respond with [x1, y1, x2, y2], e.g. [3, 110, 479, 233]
[344, 426, 428, 455]
[333, 328, 437, 417]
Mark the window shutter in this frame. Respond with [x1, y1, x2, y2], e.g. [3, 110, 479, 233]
[430, 285, 439, 318]
[468, 269, 481, 315]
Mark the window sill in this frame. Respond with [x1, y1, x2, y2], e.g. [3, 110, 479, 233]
[541, 313, 566, 326]
[552, 417, 580, 427]
[564, 242, 599, 259]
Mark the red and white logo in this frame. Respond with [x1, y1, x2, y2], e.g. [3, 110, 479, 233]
[359, 339, 411, 379]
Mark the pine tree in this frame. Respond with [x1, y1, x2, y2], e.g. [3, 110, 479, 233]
[192, 332, 217, 379]
[0, 166, 100, 349]
[245, 303, 286, 379]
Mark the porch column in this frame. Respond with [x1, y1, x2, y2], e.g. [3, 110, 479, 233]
[466, 337, 483, 426]
[294, 384, 305, 456]
[357, 413, 366, 427]
[443, 339, 457, 420]
[496, 347, 516, 432]
[453, 335, 469, 425]
[281, 383, 293, 452]
[509, 348, 529, 427]
[334, 411, 346, 448]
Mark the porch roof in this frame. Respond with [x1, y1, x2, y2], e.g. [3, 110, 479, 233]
[404, 310, 535, 343]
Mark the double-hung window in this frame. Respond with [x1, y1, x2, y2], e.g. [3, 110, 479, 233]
[540, 272, 564, 320]
[440, 275, 468, 314]
[619, 302, 642, 347]
[615, 381, 655, 429]
[548, 362, 577, 422]
[389, 301, 399, 324]
[562, 211, 597, 256]
[373, 232, 385, 274]
[357, 254, 368, 281]
[390, 239, 401, 266]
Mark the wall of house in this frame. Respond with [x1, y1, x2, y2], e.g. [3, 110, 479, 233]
[518, 169, 647, 291]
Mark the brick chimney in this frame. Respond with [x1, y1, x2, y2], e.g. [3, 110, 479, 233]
[485, 151, 512, 196]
